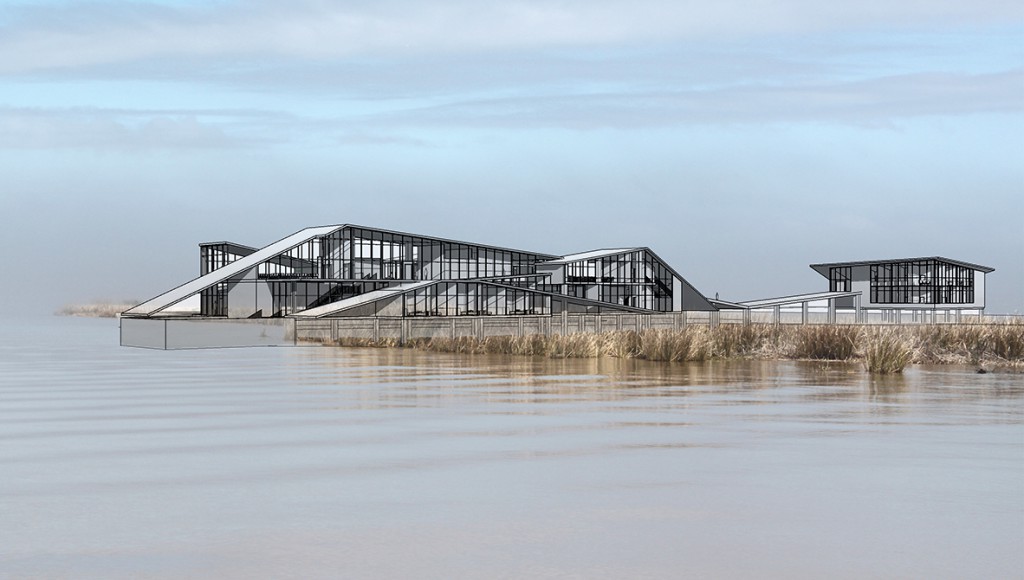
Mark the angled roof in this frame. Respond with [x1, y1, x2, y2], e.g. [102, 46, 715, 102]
[293, 281, 434, 318]
[341, 224, 557, 259]
[707, 298, 749, 310]
[124, 225, 342, 316]
[740, 291, 862, 308]
[198, 241, 258, 252]
[810, 257, 994, 277]
[541, 248, 640, 264]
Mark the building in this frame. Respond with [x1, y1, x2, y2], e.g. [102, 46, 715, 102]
[122, 224, 716, 320]
[810, 257, 992, 313]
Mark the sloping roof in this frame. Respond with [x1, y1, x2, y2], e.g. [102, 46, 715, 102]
[740, 291, 862, 308]
[540, 248, 640, 264]
[293, 281, 434, 318]
[124, 225, 342, 316]
[707, 298, 748, 310]
[342, 224, 557, 259]
[810, 257, 994, 277]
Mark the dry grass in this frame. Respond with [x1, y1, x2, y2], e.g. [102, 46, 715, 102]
[861, 329, 915, 374]
[313, 323, 1024, 372]
[636, 327, 712, 362]
[912, 324, 1024, 366]
[790, 325, 859, 360]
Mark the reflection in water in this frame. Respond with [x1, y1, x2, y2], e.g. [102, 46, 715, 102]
[1, 317, 1022, 580]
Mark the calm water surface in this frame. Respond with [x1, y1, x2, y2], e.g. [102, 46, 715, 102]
[1, 316, 1022, 579]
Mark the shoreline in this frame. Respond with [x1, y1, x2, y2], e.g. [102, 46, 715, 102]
[55, 303, 134, 318]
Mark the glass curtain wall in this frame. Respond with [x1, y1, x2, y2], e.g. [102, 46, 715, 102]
[403, 282, 551, 316]
[870, 260, 974, 305]
[829, 267, 852, 292]
[564, 251, 674, 311]
[316, 227, 549, 283]
[212, 227, 555, 317]
[200, 244, 253, 315]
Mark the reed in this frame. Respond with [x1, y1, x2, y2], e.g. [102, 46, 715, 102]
[988, 325, 1024, 362]
[547, 333, 602, 358]
[713, 324, 782, 358]
[313, 322, 1023, 370]
[861, 328, 915, 373]
[602, 330, 642, 358]
[636, 327, 712, 361]
[911, 324, 1024, 365]
[789, 325, 859, 360]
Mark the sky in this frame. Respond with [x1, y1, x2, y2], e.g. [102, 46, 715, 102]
[1, 0, 1021, 314]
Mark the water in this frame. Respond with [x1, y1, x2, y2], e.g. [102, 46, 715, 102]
[2, 317, 1022, 579]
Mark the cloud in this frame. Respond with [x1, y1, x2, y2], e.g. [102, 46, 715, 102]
[366, 68, 1024, 128]
[0, 107, 249, 149]
[2, 67, 1018, 152]
[0, 0, 1020, 74]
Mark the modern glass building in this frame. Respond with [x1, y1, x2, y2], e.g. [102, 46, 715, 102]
[810, 257, 993, 311]
[123, 225, 716, 319]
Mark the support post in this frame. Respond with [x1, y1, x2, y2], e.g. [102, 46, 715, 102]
[855, 293, 862, 324]
[828, 299, 836, 325]
[773, 306, 781, 325]
[373, 318, 380, 343]
[801, 302, 808, 325]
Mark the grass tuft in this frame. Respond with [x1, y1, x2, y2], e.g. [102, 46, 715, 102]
[862, 329, 915, 374]
[790, 325, 859, 360]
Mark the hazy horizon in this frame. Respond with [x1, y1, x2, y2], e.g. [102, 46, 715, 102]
[1, 0, 1021, 314]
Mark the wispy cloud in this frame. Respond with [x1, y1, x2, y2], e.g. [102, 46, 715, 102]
[369, 69, 1024, 129]
[0, 0, 1019, 74]
[2, 67, 1018, 151]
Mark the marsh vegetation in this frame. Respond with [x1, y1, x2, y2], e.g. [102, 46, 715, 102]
[310, 323, 1024, 374]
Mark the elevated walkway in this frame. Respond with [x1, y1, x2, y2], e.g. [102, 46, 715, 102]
[712, 291, 864, 324]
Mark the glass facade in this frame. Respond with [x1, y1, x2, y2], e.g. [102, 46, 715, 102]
[403, 282, 552, 316]
[559, 251, 674, 311]
[869, 260, 975, 305]
[829, 267, 851, 292]
[187, 227, 696, 318]
[199, 226, 560, 317]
